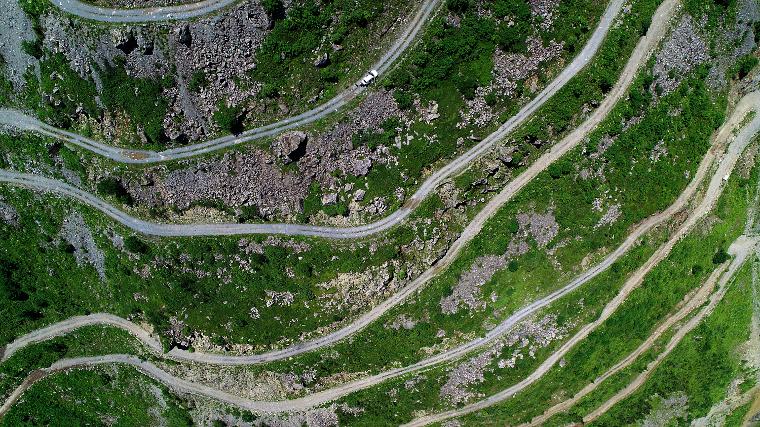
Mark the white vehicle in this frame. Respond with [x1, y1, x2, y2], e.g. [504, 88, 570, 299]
[359, 69, 379, 86]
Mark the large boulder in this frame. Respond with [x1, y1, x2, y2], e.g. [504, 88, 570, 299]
[313, 52, 330, 68]
[178, 24, 192, 47]
[272, 131, 308, 163]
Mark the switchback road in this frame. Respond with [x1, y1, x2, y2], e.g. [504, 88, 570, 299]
[0, 0, 626, 241]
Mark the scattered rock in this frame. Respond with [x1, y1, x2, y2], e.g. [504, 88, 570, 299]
[640, 392, 689, 427]
[652, 15, 709, 96]
[59, 212, 106, 280]
[125, 149, 309, 219]
[265, 290, 295, 307]
[321, 193, 338, 206]
[0, 0, 39, 90]
[0, 201, 19, 227]
[595, 203, 622, 229]
[313, 52, 330, 68]
[516, 209, 559, 248]
[440, 314, 570, 404]
[385, 313, 418, 330]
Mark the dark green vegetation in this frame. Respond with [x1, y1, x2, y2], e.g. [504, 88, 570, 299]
[0, 326, 146, 401]
[725, 402, 753, 427]
[1, 365, 193, 426]
[23, 53, 99, 129]
[251, 0, 413, 108]
[98, 63, 172, 144]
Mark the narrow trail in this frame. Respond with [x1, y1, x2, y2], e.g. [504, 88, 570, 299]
[1, 0, 675, 372]
[522, 254, 732, 425]
[581, 239, 757, 424]
[0, 0, 627, 241]
[401, 90, 760, 427]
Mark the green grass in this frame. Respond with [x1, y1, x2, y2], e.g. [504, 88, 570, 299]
[204, 45, 728, 396]
[0, 176, 457, 350]
[725, 402, 752, 427]
[331, 150, 756, 424]
[98, 62, 172, 145]
[590, 260, 755, 425]
[454, 142, 759, 426]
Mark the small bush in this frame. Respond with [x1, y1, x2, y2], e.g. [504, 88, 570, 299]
[97, 177, 133, 205]
[712, 248, 730, 265]
[124, 236, 150, 254]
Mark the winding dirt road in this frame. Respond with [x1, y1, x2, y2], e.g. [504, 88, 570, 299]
[401, 91, 760, 426]
[1, 0, 675, 372]
[1, 0, 439, 160]
[2, 86, 757, 421]
[2, 0, 620, 166]
[0, 0, 628, 241]
[49, 0, 239, 22]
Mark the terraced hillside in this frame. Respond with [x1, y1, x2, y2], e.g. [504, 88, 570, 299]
[0, 0, 759, 425]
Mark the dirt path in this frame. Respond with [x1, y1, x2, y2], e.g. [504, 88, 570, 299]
[582, 238, 757, 424]
[1, 0, 674, 370]
[49, 0, 239, 22]
[6, 1, 754, 419]
[6, 16, 755, 423]
[524, 242, 749, 426]
[0, 0, 439, 159]
[0, 0, 630, 241]
[401, 89, 760, 426]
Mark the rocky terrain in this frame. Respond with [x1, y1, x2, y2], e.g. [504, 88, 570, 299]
[652, 15, 708, 96]
[39, 0, 271, 142]
[440, 314, 571, 405]
[0, 0, 38, 90]
[440, 209, 558, 315]
[58, 212, 106, 280]
[120, 89, 402, 220]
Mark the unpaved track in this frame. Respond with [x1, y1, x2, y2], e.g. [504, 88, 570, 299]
[523, 258, 731, 425]
[401, 90, 760, 426]
[49, 0, 238, 22]
[2, 88, 757, 419]
[2, 5, 756, 419]
[0, 0, 627, 241]
[0, 0, 627, 240]
[2, 0, 619, 164]
[2, 0, 439, 158]
[581, 238, 757, 424]
[0, 0, 672, 371]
